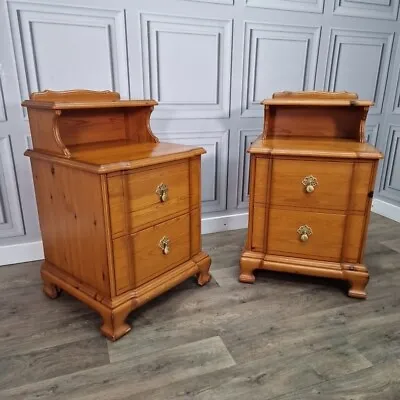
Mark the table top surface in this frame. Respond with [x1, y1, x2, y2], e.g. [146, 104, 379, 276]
[249, 136, 383, 160]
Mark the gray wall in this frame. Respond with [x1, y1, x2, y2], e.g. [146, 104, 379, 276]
[0, 0, 399, 264]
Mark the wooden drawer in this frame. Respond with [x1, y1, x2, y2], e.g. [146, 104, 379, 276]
[132, 213, 191, 286]
[113, 213, 191, 293]
[270, 159, 352, 211]
[108, 161, 190, 235]
[267, 209, 346, 262]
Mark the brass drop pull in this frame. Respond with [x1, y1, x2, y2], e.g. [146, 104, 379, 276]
[156, 183, 168, 202]
[297, 225, 313, 242]
[302, 175, 318, 193]
[159, 236, 170, 255]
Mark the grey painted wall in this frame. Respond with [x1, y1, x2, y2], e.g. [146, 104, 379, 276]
[0, 0, 399, 263]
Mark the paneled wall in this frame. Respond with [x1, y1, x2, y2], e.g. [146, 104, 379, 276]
[0, 0, 399, 264]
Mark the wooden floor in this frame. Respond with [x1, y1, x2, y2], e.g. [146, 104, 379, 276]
[1, 213, 400, 399]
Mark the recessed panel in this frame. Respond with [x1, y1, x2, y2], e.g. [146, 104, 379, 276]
[333, 0, 399, 20]
[0, 80, 6, 122]
[253, 38, 308, 101]
[141, 14, 232, 119]
[334, 43, 382, 103]
[324, 29, 393, 114]
[242, 23, 320, 117]
[156, 31, 218, 104]
[246, 0, 324, 13]
[237, 130, 259, 208]
[7, 2, 129, 117]
[0, 136, 24, 237]
[31, 22, 114, 90]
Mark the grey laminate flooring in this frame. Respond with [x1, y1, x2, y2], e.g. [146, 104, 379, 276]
[1, 213, 400, 399]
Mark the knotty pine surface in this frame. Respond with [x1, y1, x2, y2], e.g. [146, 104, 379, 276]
[0, 213, 400, 399]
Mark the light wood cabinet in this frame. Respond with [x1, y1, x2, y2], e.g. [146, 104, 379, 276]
[240, 91, 383, 299]
[23, 89, 211, 341]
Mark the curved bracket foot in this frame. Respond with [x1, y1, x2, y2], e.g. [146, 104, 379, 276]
[239, 255, 259, 284]
[344, 271, 369, 299]
[99, 301, 134, 341]
[196, 254, 211, 286]
[43, 282, 61, 299]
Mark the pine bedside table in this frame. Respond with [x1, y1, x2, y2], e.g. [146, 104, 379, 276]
[23, 89, 211, 340]
[239, 91, 383, 299]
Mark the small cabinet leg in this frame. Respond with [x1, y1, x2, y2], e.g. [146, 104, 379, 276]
[99, 302, 133, 341]
[239, 256, 259, 284]
[346, 272, 369, 299]
[196, 255, 211, 286]
[42, 281, 61, 299]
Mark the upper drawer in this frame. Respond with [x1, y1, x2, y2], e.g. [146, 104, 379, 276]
[112, 213, 191, 293]
[270, 159, 352, 212]
[108, 160, 190, 235]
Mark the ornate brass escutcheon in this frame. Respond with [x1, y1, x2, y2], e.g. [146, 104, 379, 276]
[302, 175, 318, 193]
[159, 236, 170, 255]
[297, 225, 313, 242]
[156, 183, 168, 202]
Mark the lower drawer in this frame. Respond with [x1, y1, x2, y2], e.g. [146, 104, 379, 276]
[267, 209, 346, 262]
[113, 214, 191, 294]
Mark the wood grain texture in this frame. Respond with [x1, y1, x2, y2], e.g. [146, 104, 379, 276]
[125, 160, 190, 232]
[249, 137, 383, 160]
[267, 208, 346, 261]
[270, 158, 353, 211]
[268, 106, 366, 139]
[24, 90, 210, 341]
[242, 91, 383, 298]
[272, 90, 359, 100]
[31, 159, 110, 296]
[28, 88, 121, 102]
[59, 109, 127, 146]
[131, 213, 191, 286]
[0, 213, 399, 399]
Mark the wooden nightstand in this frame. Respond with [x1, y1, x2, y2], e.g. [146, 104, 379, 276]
[23, 89, 211, 340]
[239, 91, 383, 299]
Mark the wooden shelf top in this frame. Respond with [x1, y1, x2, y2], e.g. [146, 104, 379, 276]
[261, 99, 373, 107]
[25, 140, 206, 173]
[248, 136, 383, 159]
[22, 99, 158, 110]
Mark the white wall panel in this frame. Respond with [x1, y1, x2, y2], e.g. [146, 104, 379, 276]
[324, 29, 393, 115]
[237, 130, 258, 208]
[241, 23, 321, 118]
[0, 78, 6, 122]
[333, 0, 399, 20]
[246, 0, 324, 13]
[8, 2, 129, 116]
[184, 0, 233, 4]
[381, 125, 400, 200]
[0, 136, 24, 238]
[366, 124, 379, 147]
[140, 13, 232, 119]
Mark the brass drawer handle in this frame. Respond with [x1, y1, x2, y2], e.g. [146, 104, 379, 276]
[302, 175, 318, 193]
[297, 225, 312, 242]
[156, 183, 168, 202]
[159, 236, 170, 255]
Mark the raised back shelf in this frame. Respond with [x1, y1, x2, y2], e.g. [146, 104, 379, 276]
[22, 89, 159, 158]
[261, 91, 374, 142]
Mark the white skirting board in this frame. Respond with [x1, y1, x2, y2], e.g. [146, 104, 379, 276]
[0, 240, 44, 266]
[0, 199, 399, 266]
[371, 198, 400, 223]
